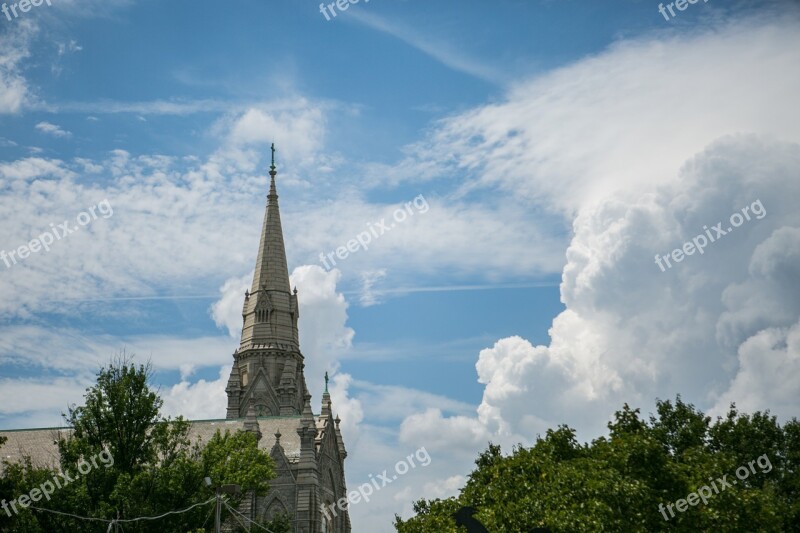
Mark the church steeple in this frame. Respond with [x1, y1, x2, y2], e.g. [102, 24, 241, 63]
[212, 145, 348, 532]
[239, 144, 300, 351]
[251, 143, 291, 296]
[227, 145, 306, 419]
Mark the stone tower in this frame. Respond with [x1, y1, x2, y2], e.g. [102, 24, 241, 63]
[224, 145, 350, 532]
[226, 144, 306, 420]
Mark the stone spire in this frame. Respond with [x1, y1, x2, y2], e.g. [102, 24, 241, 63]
[321, 373, 332, 419]
[224, 362, 241, 418]
[253, 143, 289, 294]
[295, 393, 321, 530]
[243, 404, 262, 442]
[335, 414, 347, 460]
[239, 143, 300, 350]
[270, 430, 285, 457]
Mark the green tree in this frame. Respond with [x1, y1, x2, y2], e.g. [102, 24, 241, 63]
[395, 397, 799, 532]
[0, 355, 276, 532]
[61, 358, 166, 475]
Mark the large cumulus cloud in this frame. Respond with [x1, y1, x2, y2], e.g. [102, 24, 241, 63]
[394, 10, 800, 481]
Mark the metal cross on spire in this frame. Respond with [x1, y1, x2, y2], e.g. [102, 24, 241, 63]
[270, 142, 276, 173]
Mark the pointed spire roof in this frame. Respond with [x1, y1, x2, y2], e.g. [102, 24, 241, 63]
[243, 404, 262, 441]
[239, 144, 301, 350]
[301, 393, 315, 427]
[335, 414, 347, 459]
[251, 143, 291, 295]
[321, 374, 332, 419]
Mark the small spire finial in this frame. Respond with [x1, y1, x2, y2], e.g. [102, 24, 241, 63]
[324, 371, 329, 392]
[270, 143, 276, 172]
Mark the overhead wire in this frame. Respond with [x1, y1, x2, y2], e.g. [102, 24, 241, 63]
[223, 499, 277, 533]
[27, 496, 216, 529]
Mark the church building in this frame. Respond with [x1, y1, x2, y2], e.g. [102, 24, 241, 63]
[0, 146, 351, 533]
[222, 146, 351, 532]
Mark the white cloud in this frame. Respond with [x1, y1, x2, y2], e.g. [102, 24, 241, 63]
[396, 137, 800, 453]
[161, 366, 231, 420]
[341, 379, 483, 533]
[292, 193, 566, 284]
[400, 475, 465, 504]
[0, 99, 566, 326]
[716, 225, 800, 349]
[0, 327, 238, 427]
[345, 137, 800, 529]
[48, 99, 242, 115]
[712, 319, 800, 418]
[0, 375, 92, 417]
[349, 10, 503, 83]
[224, 104, 325, 158]
[52, 40, 83, 76]
[328, 373, 364, 448]
[0, 326, 236, 375]
[402, 13, 800, 216]
[400, 408, 491, 451]
[0, 20, 36, 114]
[0, 157, 75, 182]
[73, 157, 104, 174]
[353, 380, 475, 425]
[56, 40, 82, 56]
[35, 121, 72, 138]
[343, 15, 800, 530]
[0, 331, 234, 427]
[358, 269, 387, 307]
[0, 151, 263, 318]
[290, 265, 355, 389]
[210, 273, 251, 338]
[204, 100, 331, 174]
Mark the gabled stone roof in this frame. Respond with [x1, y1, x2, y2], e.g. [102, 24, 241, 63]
[0, 415, 317, 474]
[0, 427, 66, 472]
[188, 416, 305, 461]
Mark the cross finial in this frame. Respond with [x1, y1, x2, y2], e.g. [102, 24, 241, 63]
[325, 371, 329, 393]
[270, 143, 276, 171]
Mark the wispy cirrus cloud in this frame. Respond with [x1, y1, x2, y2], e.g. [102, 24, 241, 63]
[35, 98, 244, 116]
[348, 10, 504, 84]
[0, 20, 37, 114]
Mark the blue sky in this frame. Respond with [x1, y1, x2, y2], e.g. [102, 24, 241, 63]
[2, 0, 800, 530]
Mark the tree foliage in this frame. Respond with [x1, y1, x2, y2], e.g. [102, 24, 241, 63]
[0, 356, 276, 532]
[395, 396, 800, 532]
